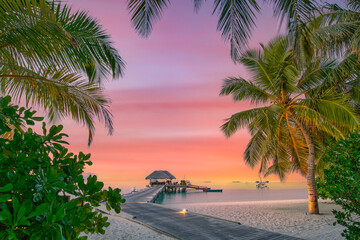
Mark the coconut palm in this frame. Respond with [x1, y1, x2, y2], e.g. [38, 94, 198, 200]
[301, 1, 360, 111]
[126, 0, 318, 61]
[306, 1, 360, 56]
[220, 37, 359, 214]
[0, 0, 125, 145]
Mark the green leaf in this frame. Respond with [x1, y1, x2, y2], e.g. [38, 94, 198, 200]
[13, 197, 20, 213]
[0, 231, 6, 239]
[0, 194, 11, 202]
[15, 202, 27, 226]
[7, 228, 17, 240]
[55, 204, 66, 220]
[0, 184, 13, 193]
[31, 117, 44, 121]
[28, 203, 49, 218]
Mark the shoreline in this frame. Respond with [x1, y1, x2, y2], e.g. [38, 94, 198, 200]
[161, 198, 311, 206]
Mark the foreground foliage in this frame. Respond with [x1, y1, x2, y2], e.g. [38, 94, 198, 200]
[0, 96, 125, 239]
[317, 132, 360, 240]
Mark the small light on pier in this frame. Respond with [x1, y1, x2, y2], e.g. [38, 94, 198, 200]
[178, 209, 188, 214]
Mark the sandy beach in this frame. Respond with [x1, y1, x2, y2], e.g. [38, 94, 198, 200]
[165, 199, 345, 240]
[85, 211, 174, 240]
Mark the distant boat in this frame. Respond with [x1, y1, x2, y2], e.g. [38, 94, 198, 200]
[255, 174, 269, 190]
[232, 181, 241, 183]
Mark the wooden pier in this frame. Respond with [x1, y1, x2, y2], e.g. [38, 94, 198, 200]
[145, 170, 222, 193]
[121, 187, 303, 240]
[165, 184, 223, 193]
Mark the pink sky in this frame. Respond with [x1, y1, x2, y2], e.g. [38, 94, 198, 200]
[61, 0, 306, 191]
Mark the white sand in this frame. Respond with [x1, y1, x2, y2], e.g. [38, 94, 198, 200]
[166, 199, 345, 240]
[84, 209, 174, 240]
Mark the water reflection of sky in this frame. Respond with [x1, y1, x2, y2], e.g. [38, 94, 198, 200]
[156, 189, 308, 205]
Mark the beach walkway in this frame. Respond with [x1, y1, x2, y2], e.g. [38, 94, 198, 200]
[122, 187, 302, 240]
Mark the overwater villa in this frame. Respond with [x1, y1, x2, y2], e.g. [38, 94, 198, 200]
[146, 170, 176, 186]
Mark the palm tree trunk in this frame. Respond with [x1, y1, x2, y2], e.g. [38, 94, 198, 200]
[297, 121, 320, 214]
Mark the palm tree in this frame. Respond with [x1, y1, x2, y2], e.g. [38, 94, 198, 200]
[307, 0, 360, 56]
[0, 0, 125, 145]
[220, 37, 359, 214]
[126, 0, 319, 61]
[301, 0, 360, 111]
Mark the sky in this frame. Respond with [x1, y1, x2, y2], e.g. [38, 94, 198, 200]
[60, 0, 306, 191]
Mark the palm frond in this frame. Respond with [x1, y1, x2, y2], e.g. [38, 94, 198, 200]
[284, 114, 308, 174]
[297, 57, 337, 91]
[271, 0, 318, 27]
[244, 130, 273, 169]
[346, 0, 360, 12]
[0, 0, 123, 144]
[308, 4, 360, 56]
[324, 53, 358, 90]
[220, 77, 273, 103]
[52, 3, 126, 82]
[264, 159, 290, 181]
[193, 0, 205, 12]
[349, 79, 360, 104]
[221, 106, 270, 137]
[127, 0, 170, 38]
[0, 0, 125, 83]
[213, 0, 260, 61]
[244, 106, 282, 169]
[311, 22, 358, 55]
[270, 0, 319, 61]
[297, 90, 359, 130]
[0, 64, 113, 145]
[0, 0, 71, 69]
[239, 49, 276, 91]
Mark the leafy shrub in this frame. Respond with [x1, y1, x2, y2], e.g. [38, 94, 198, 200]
[0, 96, 125, 239]
[317, 131, 360, 240]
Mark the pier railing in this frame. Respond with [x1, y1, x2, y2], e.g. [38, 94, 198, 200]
[164, 184, 209, 192]
[187, 184, 208, 191]
[148, 185, 165, 203]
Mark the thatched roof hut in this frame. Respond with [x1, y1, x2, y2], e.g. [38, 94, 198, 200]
[146, 170, 176, 180]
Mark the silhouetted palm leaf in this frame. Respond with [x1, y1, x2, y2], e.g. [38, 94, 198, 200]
[127, 0, 170, 38]
[126, 0, 319, 61]
[0, 0, 125, 145]
[213, 0, 259, 60]
[193, 0, 206, 12]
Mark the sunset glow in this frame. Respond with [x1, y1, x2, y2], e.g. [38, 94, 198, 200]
[62, 0, 306, 191]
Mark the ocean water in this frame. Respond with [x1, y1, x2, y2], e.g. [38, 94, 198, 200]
[156, 188, 308, 205]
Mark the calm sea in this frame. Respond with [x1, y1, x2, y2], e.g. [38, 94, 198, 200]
[156, 188, 308, 205]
